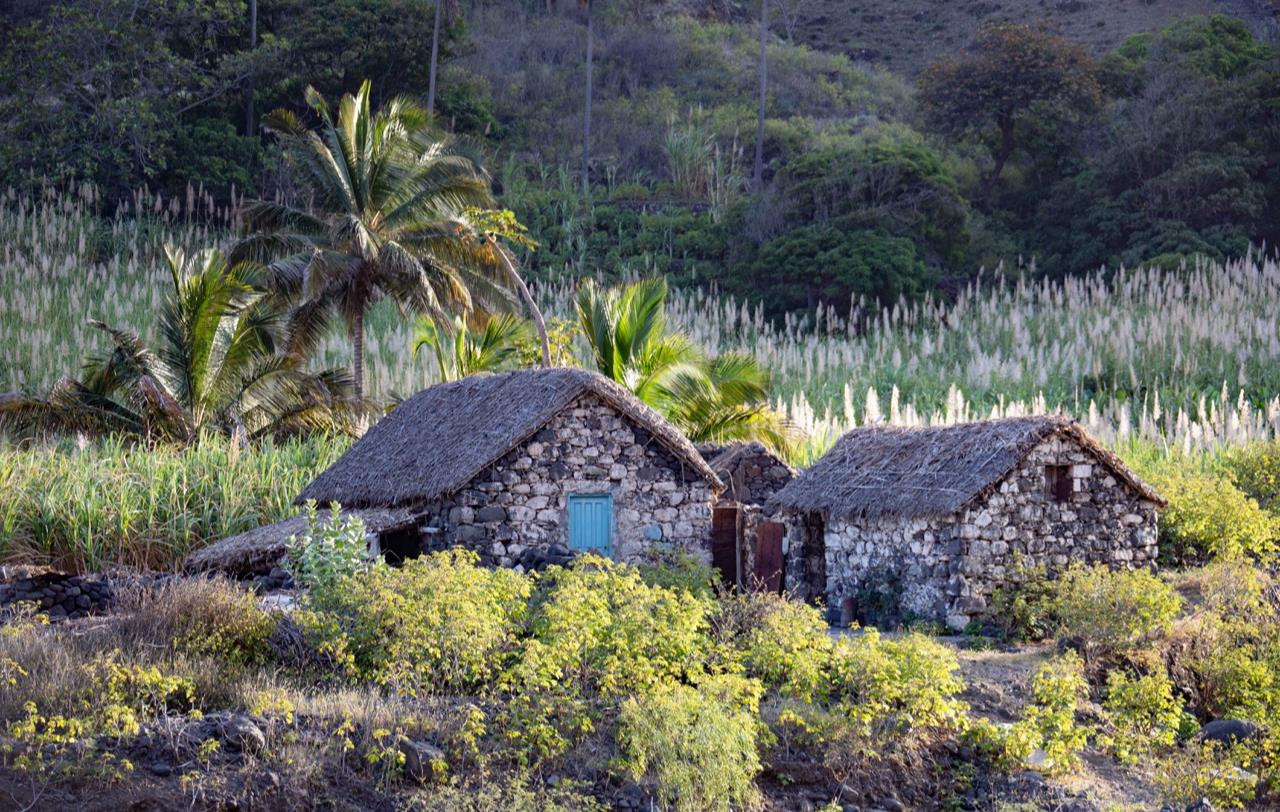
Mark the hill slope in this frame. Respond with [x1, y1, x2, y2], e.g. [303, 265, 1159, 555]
[780, 0, 1279, 73]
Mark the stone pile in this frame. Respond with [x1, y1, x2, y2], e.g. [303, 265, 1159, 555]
[0, 573, 113, 620]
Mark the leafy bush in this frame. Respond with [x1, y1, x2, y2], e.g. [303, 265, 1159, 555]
[500, 557, 712, 761]
[636, 548, 721, 599]
[827, 630, 967, 743]
[1224, 441, 1280, 515]
[714, 591, 832, 700]
[987, 557, 1056, 642]
[618, 674, 763, 812]
[303, 550, 531, 696]
[1004, 653, 1090, 775]
[1154, 738, 1263, 810]
[287, 500, 375, 590]
[1099, 669, 1184, 764]
[1050, 564, 1183, 658]
[1144, 467, 1278, 562]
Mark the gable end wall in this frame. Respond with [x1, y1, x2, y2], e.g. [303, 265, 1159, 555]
[412, 393, 714, 568]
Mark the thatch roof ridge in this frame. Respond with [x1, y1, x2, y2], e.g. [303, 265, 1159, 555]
[769, 416, 1164, 520]
[705, 441, 796, 476]
[296, 368, 721, 509]
[183, 507, 420, 575]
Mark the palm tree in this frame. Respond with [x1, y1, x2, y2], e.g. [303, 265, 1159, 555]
[414, 312, 532, 382]
[574, 278, 792, 453]
[233, 80, 530, 401]
[580, 0, 594, 197]
[1, 247, 361, 443]
[753, 0, 769, 190]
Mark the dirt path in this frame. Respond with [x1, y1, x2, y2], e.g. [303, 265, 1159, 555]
[951, 640, 1164, 811]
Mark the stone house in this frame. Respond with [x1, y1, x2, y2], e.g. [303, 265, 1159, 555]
[187, 368, 723, 577]
[768, 416, 1165, 630]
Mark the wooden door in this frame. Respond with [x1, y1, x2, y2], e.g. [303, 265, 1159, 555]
[754, 520, 785, 594]
[710, 506, 739, 587]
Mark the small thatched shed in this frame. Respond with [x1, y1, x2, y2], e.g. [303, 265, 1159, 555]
[185, 508, 420, 577]
[291, 368, 723, 569]
[769, 416, 1165, 630]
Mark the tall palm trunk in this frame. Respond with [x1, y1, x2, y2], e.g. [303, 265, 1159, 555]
[499, 248, 550, 367]
[753, 0, 769, 190]
[244, 0, 258, 136]
[582, 0, 594, 198]
[351, 308, 365, 403]
[427, 0, 443, 119]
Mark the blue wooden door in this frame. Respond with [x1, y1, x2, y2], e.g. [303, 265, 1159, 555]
[568, 494, 613, 556]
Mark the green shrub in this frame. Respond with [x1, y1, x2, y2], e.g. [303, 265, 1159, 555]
[1099, 669, 1184, 764]
[1154, 738, 1262, 810]
[714, 591, 832, 700]
[286, 500, 376, 590]
[1004, 652, 1090, 775]
[303, 550, 531, 696]
[500, 557, 712, 762]
[1224, 441, 1280, 515]
[827, 630, 967, 743]
[618, 674, 763, 812]
[1146, 468, 1278, 562]
[636, 548, 720, 599]
[987, 557, 1056, 642]
[1050, 563, 1183, 658]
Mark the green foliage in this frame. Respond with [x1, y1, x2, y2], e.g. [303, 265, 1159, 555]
[286, 500, 375, 590]
[500, 557, 711, 761]
[0, 434, 347, 572]
[1004, 653, 1090, 775]
[987, 558, 1056, 642]
[414, 313, 533, 383]
[575, 277, 791, 452]
[4, 245, 361, 444]
[1154, 738, 1263, 810]
[234, 80, 512, 399]
[1141, 465, 1279, 562]
[714, 591, 831, 701]
[618, 674, 763, 812]
[1224, 441, 1280, 515]
[827, 630, 967, 742]
[635, 548, 721, 599]
[1099, 669, 1183, 764]
[303, 549, 530, 696]
[1049, 563, 1183, 657]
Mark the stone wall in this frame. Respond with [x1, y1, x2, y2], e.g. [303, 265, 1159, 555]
[411, 394, 715, 569]
[815, 434, 1161, 630]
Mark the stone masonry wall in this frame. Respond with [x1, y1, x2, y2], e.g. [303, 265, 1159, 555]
[413, 394, 715, 569]
[820, 434, 1160, 630]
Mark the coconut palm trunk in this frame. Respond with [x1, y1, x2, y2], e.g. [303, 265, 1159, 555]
[428, 0, 443, 118]
[582, 0, 594, 198]
[499, 247, 550, 367]
[753, 0, 769, 190]
[351, 307, 366, 402]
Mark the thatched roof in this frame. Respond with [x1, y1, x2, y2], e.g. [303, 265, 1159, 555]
[183, 508, 419, 576]
[297, 368, 722, 509]
[702, 441, 797, 506]
[769, 416, 1165, 520]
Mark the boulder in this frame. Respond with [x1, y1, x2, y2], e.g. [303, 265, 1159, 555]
[1197, 719, 1261, 746]
[399, 738, 446, 783]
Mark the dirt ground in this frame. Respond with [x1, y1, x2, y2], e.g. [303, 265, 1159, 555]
[953, 639, 1164, 811]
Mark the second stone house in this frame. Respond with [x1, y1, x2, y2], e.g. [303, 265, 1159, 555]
[769, 416, 1165, 630]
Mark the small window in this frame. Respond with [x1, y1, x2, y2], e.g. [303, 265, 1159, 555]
[1044, 465, 1072, 503]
